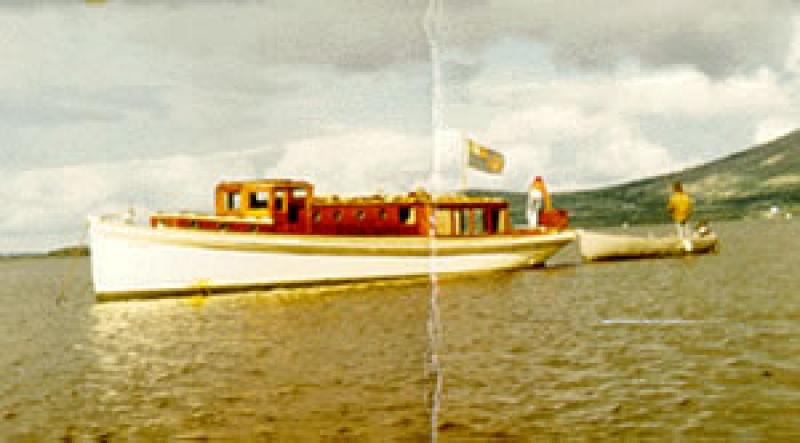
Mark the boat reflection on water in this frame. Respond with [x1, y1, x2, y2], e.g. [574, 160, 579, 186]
[81, 278, 434, 439]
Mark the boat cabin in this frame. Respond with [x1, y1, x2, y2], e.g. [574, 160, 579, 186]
[150, 179, 522, 237]
[215, 179, 313, 233]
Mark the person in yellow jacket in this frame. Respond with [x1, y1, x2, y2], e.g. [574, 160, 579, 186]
[667, 181, 692, 243]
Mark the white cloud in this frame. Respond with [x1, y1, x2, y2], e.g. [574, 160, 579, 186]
[785, 16, 800, 75]
[450, 55, 799, 191]
[0, 146, 274, 251]
[0, 128, 432, 252]
[753, 118, 798, 145]
[268, 129, 432, 195]
[0, 6, 432, 172]
[444, 0, 798, 77]
[473, 66, 787, 118]
[489, 107, 673, 189]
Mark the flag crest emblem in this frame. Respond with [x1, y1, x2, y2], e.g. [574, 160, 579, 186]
[467, 139, 504, 174]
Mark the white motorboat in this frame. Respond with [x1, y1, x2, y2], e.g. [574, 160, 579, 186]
[89, 179, 575, 299]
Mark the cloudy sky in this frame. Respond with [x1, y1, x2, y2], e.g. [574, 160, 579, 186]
[2, 0, 800, 251]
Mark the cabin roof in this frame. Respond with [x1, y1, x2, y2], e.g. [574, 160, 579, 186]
[216, 179, 312, 188]
[312, 193, 506, 206]
[215, 179, 506, 206]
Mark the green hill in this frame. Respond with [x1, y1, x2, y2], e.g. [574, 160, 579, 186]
[472, 129, 800, 227]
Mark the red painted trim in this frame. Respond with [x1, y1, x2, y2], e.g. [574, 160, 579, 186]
[150, 189, 568, 236]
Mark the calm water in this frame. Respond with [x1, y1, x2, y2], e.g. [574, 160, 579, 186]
[1, 219, 798, 441]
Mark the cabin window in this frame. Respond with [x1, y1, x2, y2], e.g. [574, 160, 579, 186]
[378, 208, 387, 221]
[398, 206, 416, 225]
[488, 209, 500, 234]
[275, 190, 286, 211]
[356, 210, 366, 221]
[226, 191, 241, 210]
[473, 209, 486, 234]
[456, 210, 468, 235]
[313, 211, 321, 223]
[249, 191, 269, 209]
[333, 210, 343, 222]
[292, 188, 307, 199]
[434, 209, 453, 236]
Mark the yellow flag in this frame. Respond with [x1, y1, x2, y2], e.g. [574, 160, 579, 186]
[467, 139, 504, 174]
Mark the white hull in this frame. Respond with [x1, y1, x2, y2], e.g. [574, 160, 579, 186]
[577, 230, 718, 262]
[89, 215, 575, 298]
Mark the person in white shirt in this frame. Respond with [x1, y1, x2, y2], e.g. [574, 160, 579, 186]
[527, 177, 545, 227]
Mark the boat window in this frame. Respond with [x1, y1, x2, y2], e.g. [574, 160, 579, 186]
[313, 211, 321, 223]
[249, 191, 269, 209]
[226, 191, 241, 210]
[292, 188, 307, 199]
[333, 210, 343, 222]
[473, 209, 485, 234]
[456, 209, 468, 235]
[398, 207, 416, 225]
[275, 190, 286, 211]
[356, 210, 366, 221]
[489, 209, 500, 234]
[434, 209, 452, 236]
[378, 208, 387, 221]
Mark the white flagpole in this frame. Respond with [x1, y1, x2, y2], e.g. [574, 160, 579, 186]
[460, 134, 469, 194]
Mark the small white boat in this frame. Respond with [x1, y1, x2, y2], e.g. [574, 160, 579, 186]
[577, 229, 718, 262]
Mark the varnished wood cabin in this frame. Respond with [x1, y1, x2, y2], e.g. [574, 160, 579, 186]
[150, 179, 566, 236]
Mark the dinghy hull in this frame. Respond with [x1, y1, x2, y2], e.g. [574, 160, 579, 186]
[577, 230, 718, 262]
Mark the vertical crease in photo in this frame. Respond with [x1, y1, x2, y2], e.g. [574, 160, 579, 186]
[424, 0, 444, 440]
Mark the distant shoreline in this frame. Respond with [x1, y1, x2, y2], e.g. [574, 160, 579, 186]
[0, 245, 90, 259]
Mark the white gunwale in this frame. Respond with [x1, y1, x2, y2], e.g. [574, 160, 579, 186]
[90, 215, 576, 257]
